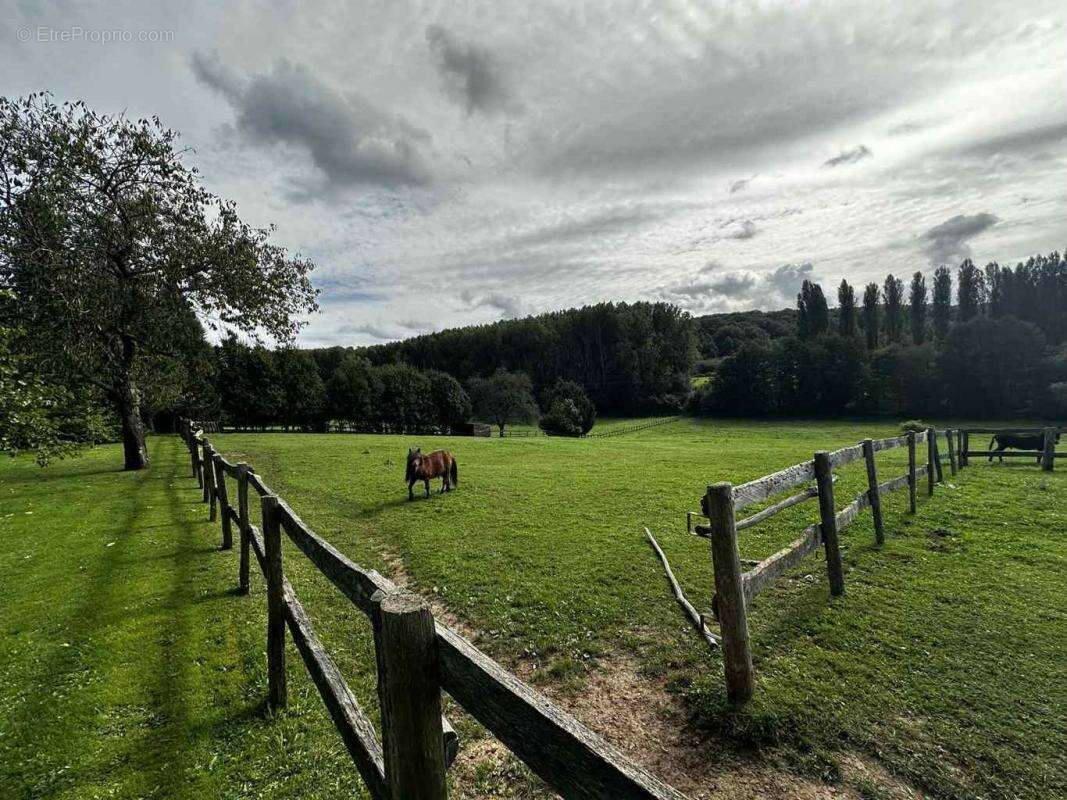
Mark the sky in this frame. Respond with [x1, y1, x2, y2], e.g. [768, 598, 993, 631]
[3, 0, 1066, 346]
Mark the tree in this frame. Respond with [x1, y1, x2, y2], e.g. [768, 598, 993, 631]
[469, 369, 538, 436]
[985, 262, 1006, 317]
[883, 274, 905, 343]
[426, 369, 471, 432]
[215, 337, 283, 429]
[539, 378, 596, 435]
[274, 348, 327, 430]
[909, 272, 927, 345]
[376, 363, 433, 433]
[797, 280, 829, 337]
[932, 266, 952, 340]
[862, 283, 881, 350]
[837, 279, 857, 336]
[956, 259, 986, 322]
[327, 353, 380, 430]
[0, 95, 317, 469]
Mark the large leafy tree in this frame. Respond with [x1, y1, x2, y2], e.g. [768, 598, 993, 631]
[469, 369, 538, 436]
[883, 274, 905, 343]
[862, 283, 881, 350]
[837, 279, 857, 336]
[327, 353, 380, 430]
[909, 272, 927, 345]
[932, 266, 953, 340]
[0, 95, 317, 469]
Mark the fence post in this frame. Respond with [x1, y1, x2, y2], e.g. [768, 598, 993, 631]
[926, 429, 936, 496]
[1042, 427, 1056, 472]
[262, 494, 287, 710]
[956, 429, 964, 469]
[907, 432, 917, 513]
[813, 451, 845, 597]
[213, 453, 233, 550]
[862, 439, 884, 545]
[237, 463, 250, 594]
[206, 446, 218, 520]
[372, 591, 449, 800]
[705, 483, 754, 704]
[934, 432, 944, 483]
[201, 441, 212, 504]
[961, 430, 970, 468]
[946, 429, 958, 476]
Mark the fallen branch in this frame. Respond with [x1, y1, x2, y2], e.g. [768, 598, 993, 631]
[644, 527, 720, 649]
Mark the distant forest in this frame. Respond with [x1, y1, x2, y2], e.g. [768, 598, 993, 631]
[171, 250, 1067, 430]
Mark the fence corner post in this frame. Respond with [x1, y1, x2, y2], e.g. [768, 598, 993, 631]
[861, 439, 884, 545]
[237, 463, 250, 594]
[372, 590, 448, 800]
[907, 432, 918, 513]
[1042, 427, 1056, 472]
[262, 494, 287, 710]
[946, 429, 958, 476]
[813, 451, 845, 597]
[926, 428, 936, 496]
[705, 482, 754, 705]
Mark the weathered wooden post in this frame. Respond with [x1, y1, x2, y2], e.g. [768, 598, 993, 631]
[213, 453, 233, 550]
[262, 494, 287, 710]
[201, 441, 212, 503]
[813, 451, 845, 597]
[933, 432, 944, 483]
[206, 446, 219, 521]
[926, 428, 936, 496]
[961, 431, 970, 468]
[372, 591, 449, 800]
[1042, 427, 1056, 472]
[862, 439, 884, 545]
[705, 483, 754, 704]
[956, 429, 965, 469]
[946, 429, 958, 476]
[907, 432, 918, 513]
[237, 463, 250, 594]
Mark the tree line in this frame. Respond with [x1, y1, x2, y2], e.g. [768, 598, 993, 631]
[696, 252, 1067, 419]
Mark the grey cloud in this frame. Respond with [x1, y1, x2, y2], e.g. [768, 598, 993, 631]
[725, 219, 758, 240]
[337, 322, 402, 341]
[426, 26, 517, 115]
[729, 178, 752, 194]
[919, 212, 999, 265]
[191, 52, 431, 189]
[460, 290, 524, 318]
[960, 121, 1067, 159]
[824, 145, 872, 168]
[658, 262, 814, 312]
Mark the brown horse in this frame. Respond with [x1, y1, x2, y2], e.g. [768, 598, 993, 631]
[406, 448, 458, 500]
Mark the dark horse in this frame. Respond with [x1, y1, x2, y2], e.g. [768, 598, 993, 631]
[406, 448, 458, 500]
[988, 432, 1060, 463]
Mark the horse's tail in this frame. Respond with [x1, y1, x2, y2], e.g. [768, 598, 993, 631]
[450, 457, 458, 486]
[988, 435, 998, 450]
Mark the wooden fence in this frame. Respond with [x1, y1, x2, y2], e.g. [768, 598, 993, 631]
[178, 418, 690, 800]
[691, 427, 961, 704]
[957, 426, 1062, 470]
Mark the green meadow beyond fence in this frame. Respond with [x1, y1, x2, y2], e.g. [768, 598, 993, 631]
[178, 418, 691, 800]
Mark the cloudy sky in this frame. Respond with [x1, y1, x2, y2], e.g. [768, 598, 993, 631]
[4, 1, 1066, 345]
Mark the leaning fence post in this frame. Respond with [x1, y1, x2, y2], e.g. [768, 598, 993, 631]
[907, 432, 918, 513]
[372, 591, 449, 800]
[946, 429, 958, 476]
[956, 429, 964, 469]
[934, 432, 944, 483]
[1042, 427, 1056, 472]
[926, 429, 936, 496]
[705, 482, 754, 704]
[237, 463, 250, 594]
[813, 451, 845, 597]
[201, 441, 212, 504]
[862, 439, 884, 545]
[213, 453, 233, 550]
[205, 446, 218, 521]
[262, 494, 287, 710]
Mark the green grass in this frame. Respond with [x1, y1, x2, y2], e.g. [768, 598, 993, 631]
[1, 419, 1064, 799]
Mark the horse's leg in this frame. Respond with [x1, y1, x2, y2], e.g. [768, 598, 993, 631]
[408, 480, 415, 501]
[424, 478, 430, 498]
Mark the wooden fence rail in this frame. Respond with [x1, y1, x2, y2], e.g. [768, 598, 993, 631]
[691, 427, 958, 703]
[178, 418, 689, 800]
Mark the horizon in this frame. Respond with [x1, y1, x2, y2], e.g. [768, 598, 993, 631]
[4, 1, 1066, 346]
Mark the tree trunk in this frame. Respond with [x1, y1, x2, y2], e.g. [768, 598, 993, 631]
[117, 338, 149, 471]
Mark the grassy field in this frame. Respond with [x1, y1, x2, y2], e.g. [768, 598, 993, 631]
[1, 419, 1064, 799]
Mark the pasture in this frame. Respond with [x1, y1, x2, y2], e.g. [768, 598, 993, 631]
[1, 419, 1064, 799]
